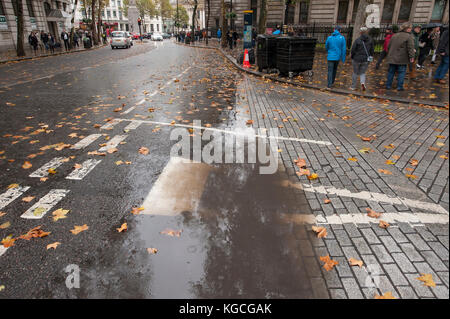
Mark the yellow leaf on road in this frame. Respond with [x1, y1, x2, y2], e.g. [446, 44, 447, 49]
[7, 184, 19, 189]
[22, 161, 32, 169]
[52, 209, 70, 221]
[378, 169, 392, 175]
[312, 226, 327, 238]
[348, 258, 364, 268]
[117, 223, 127, 232]
[139, 147, 149, 155]
[147, 248, 158, 254]
[347, 157, 358, 162]
[416, 273, 436, 287]
[0, 222, 10, 229]
[47, 242, 61, 250]
[70, 224, 88, 235]
[160, 229, 182, 237]
[375, 292, 396, 299]
[319, 255, 338, 271]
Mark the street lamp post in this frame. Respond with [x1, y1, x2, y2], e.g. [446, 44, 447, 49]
[176, 0, 179, 35]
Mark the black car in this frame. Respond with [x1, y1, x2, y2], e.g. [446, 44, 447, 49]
[143, 33, 153, 39]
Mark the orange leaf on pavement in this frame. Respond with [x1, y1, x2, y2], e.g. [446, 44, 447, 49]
[312, 226, 327, 238]
[319, 255, 339, 271]
[70, 224, 89, 235]
[117, 223, 128, 232]
[348, 258, 364, 268]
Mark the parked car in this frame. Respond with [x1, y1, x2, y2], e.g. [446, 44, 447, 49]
[126, 32, 133, 46]
[152, 32, 163, 41]
[162, 33, 171, 39]
[131, 33, 140, 40]
[143, 33, 153, 39]
[111, 31, 131, 49]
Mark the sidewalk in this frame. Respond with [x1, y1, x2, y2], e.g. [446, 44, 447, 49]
[182, 38, 449, 107]
[0, 43, 106, 64]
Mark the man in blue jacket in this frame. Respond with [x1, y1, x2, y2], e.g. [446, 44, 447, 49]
[325, 26, 347, 88]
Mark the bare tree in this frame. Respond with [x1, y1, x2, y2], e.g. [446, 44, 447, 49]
[205, 0, 210, 45]
[258, 0, 267, 35]
[15, 0, 25, 56]
[352, 0, 373, 44]
[91, 0, 99, 45]
[190, 0, 198, 42]
[70, 0, 79, 48]
[221, 0, 227, 48]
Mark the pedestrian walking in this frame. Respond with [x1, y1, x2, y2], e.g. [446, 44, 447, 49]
[232, 30, 238, 48]
[227, 30, 233, 49]
[375, 27, 393, 70]
[73, 31, 79, 48]
[431, 26, 441, 64]
[350, 27, 374, 91]
[409, 24, 421, 79]
[385, 22, 415, 91]
[61, 30, 70, 51]
[48, 33, 55, 53]
[217, 28, 222, 44]
[325, 26, 346, 88]
[28, 32, 38, 55]
[42, 31, 49, 51]
[417, 28, 434, 69]
[433, 26, 449, 84]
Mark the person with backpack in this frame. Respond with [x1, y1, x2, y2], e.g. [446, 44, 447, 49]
[350, 27, 374, 91]
[325, 26, 346, 88]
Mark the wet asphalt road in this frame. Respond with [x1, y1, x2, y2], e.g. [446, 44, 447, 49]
[0, 40, 319, 298]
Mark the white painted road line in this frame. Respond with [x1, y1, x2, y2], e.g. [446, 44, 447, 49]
[66, 159, 102, 180]
[29, 157, 65, 178]
[109, 118, 333, 146]
[100, 119, 121, 130]
[141, 157, 212, 216]
[0, 246, 8, 257]
[0, 186, 31, 210]
[21, 189, 70, 219]
[71, 134, 102, 149]
[136, 98, 146, 105]
[121, 106, 136, 114]
[124, 121, 141, 131]
[281, 212, 449, 226]
[98, 134, 127, 152]
[302, 184, 449, 215]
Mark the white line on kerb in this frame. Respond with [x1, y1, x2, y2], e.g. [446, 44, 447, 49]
[0, 186, 30, 210]
[66, 159, 102, 180]
[302, 184, 449, 215]
[98, 135, 127, 152]
[71, 134, 102, 149]
[29, 157, 66, 178]
[109, 118, 333, 146]
[21, 189, 70, 219]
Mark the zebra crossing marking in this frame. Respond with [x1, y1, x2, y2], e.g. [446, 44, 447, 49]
[20, 189, 70, 219]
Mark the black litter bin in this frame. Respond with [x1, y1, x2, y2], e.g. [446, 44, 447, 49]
[256, 35, 279, 72]
[276, 36, 317, 76]
[83, 37, 92, 49]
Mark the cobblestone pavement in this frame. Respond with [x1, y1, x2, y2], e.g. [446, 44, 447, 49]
[235, 72, 449, 299]
[186, 38, 449, 106]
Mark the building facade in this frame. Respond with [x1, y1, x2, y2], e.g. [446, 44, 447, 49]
[0, 0, 73, 52]
[207, 0, 449, 33]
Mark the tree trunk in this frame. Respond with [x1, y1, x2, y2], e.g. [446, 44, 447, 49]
[352, 0, 372, 45]
[191, 0, 198, 43]
[91, 0, 98, 45]
[206, 0, 210, 45]
[97, 1, 102, 44]
[258, 0, 267, 35]
[16, 0, 25, 57]
[70, 0, 78, 48]
[221, 0, 228, 48]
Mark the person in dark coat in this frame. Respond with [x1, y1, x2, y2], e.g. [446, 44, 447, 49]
[350, 27, 374, 91]
[232, 30, 238, 48]
[417, 28, 434, 69]
[433, 27, 449, 84]
[28, 32, 38, 55]
[375, 27, 393, 69]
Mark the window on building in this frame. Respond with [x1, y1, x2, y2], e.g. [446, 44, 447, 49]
[63, 3, 67, 11]
[56, 1, 61, 9]
[118, 1, 121, 7]
[381, 0, 395, 23]
[0, 1, 5, 16]
[299, 0, 309, 24]
[337, 0, 349, 23]
[44, 2, 52, 16]
[102, 11, 105, 17]
[157, 24, 159, 31]
[285, 0, 296, 24]
[111, 0, 115, 6]
[431, 0, 448, 21]
[113, 10, 117, 17]
[251, 0, 258, 26]
[398, 0, 413, 22]
[107, 10, 111, 18]
[12, 0, 18, 16]
[351, 0, 360, 23]
[119, 11, 122, 19]
[26, 0, 35, 17]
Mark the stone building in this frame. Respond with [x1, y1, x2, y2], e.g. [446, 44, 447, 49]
[0, 0, 73, 52]
[206, 0, 449, 33]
